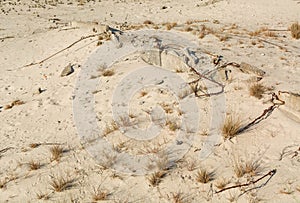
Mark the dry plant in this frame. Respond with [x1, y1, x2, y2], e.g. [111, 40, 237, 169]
[160, 103, 174, 114]
[140, 90, 148, 97]
[170, 192, 185, 203]
[29, 143, 41, 148]
[148, 171, 167, 187]
[99, 151, 117, 169]
[195, 168, 215, 184]
[102, 121, 119, 136]
[221, 114, 243, 139]
[233, 159, 261, 178]
[166, 119, 180, 131]
[165, 22, 177, 30]
[102, 69, 115, 77]
[50, 145, 64, 162]
[4, 99, 25, 109]
[244, 160, 261, 176]
[249, 27, 268, 36]
[290, 22, 300, 39]
[92, 187, 110, 201]
[36, 192, 50, 200]
[28, 160, 41, 171]
[249, 83, 266, 99]
[50, 175, 74, 192]
[0, 178, 8, 189]
[215, 177, 230, 190]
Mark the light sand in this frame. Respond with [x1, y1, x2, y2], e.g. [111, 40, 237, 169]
[0, 0, 300, 202]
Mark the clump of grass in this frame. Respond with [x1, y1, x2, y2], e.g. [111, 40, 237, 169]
[233, 159, 261, 178]
[165, 22, 177, 30]
[195, 168, 215, 184]
[148, 171, 167, 186]
[290, 22, 300, 39]
[249, 83, 266, 99]
[102, 69, 115, 77]
[102, 121, 119, 136]
[50, 145, 64, 162]
[36, 192, 50, 200]
[140, 90, 148, 97]
[50, 175, 74, 192]
[215, 178, 230, 190]
[221, 114, 243, 139]
[166, 120, 180, 131]
[92, 187, 110, 201]
[28, 160, 41, 170]
[170, 192, 185, 203]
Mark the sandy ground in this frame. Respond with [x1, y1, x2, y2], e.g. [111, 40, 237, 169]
[0, 0, 300, 202]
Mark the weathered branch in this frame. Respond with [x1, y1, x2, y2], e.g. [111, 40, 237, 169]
[215, 169, 277, 194]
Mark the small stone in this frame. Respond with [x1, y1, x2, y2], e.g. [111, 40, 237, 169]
[60, 63, 74, 77]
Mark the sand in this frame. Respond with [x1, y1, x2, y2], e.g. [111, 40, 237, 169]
[0, 0, 300, 202]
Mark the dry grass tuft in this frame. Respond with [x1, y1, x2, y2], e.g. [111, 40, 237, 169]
[148, 171, 167, 186]
[215, 178, 230, 190]
[290, 22, 300, 39]
[102, 121, 119, 136]
[165, 22, 177, 30]
[166, 120, 180, 131]
[28, 160, 41, 171]
[50, 176, 74, 192]
[196, 168, 215, 184]
[221, 114, 243, 139]
[249, 83, 266, 99]
[50, 145, 64, 162]
[92, 187, 110, 201]
[233, 159, 261, 178]
[170, 192, 185, 203]
[102, 69, 115, 77]
[36, 192, 50, 200]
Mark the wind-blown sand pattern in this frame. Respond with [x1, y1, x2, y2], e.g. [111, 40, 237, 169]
[0, 0, 300, 202]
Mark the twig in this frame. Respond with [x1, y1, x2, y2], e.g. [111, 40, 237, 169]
[0, 147, 13, 154]
[22, 33, 102, 68]
[279, 145, 299, 161]
[215, 169, 277, 194]
[236, 93, 285, 134]
[0, 36, 14, 41]
[187, 63, 225, 97]
[257, 38, 288, 51]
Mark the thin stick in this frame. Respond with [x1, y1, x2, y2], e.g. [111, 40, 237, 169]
[0, 36, 14, 41]
[215, 169, 277, 194]
[22, 33, 102, 68]
[236, 93, 285, 134]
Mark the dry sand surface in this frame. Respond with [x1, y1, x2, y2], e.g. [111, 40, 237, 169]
[1, 0, 300, 202]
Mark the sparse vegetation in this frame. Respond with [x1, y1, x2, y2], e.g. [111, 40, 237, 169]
[215, 178, 230, 190]
[50, 145, 64, 162]
[102, 120, 119, 136]
[166, 120, 180, 131]
[195, 168, 215, 184]
[249, 83, 266, 99]
[50, 175, 74, 192]
[290, 22, 300, 39]
[170, 192, 185, 203]
[148, 171, 167, 186]
[92, 187, 110, 201]
[102, 69, 115, 77]
[233, 159, 261, 178]
[36, 192, 50, 200]
[221, 114, 243, 139]
[28, 160, 41, 170]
